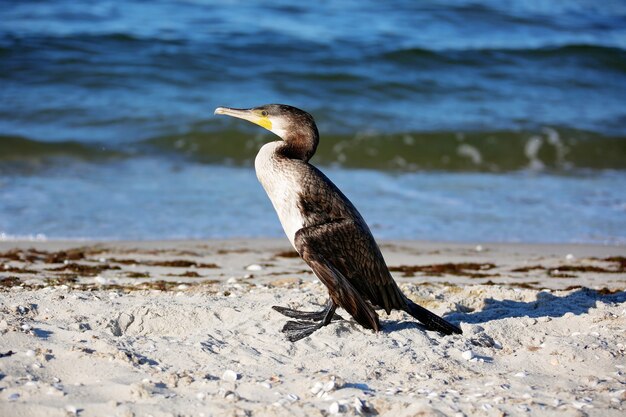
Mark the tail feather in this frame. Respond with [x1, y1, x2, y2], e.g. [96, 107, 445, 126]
[405, 299, 462, 335]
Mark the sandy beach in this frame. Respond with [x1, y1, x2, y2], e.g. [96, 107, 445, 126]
[0, 239, 624, 417]
[3, 2, 626, 417]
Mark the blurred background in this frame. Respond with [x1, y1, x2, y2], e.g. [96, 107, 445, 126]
[0, 0, 625, 243]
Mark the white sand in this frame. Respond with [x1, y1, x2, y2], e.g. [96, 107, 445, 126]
[0, 240, 624, 416]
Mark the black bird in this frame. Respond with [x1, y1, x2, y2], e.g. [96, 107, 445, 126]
[215, 104, 462, 341]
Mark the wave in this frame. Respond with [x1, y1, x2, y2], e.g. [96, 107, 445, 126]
[0, 135, 124, 167]
[146, 127, 626, 172]
[3, 127, 625, 173]
[4, 31, 624, 68]
[381, 44, 626, 72]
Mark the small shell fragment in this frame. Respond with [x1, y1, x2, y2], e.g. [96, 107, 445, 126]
[354, 397, 364, 414]
[462, 350, 475, 360]
[572, 401, 591, 409]
[246, 264, 263, 271]
[310, 381, 324, 395]
[323, 380, 336, 392]
[221, 370, 239, 382]
[94, 276, 108, 285]
[273, 399, 288, 407]
[329, 401, 341, 414]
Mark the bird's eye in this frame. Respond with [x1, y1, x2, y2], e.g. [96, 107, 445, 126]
[261, 110, 268, 117]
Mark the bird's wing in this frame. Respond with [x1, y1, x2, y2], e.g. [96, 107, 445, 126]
[294, 222, 380, 331]
[294, 218, 406, 318]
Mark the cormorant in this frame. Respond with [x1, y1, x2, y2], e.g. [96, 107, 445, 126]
[215, 104, 462, 341]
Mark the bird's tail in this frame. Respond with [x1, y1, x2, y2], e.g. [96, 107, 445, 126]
[404, 299, 462, 335]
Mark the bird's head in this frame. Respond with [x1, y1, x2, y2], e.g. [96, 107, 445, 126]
[214, 104, 319, 161]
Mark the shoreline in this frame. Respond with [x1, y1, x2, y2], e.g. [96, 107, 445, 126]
[3, 236, 626, 244]
[0, 239, 624, 416]
[2, 237, 624, 253]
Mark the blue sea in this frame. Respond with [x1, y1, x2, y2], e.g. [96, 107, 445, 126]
[1, 0, 625, 243]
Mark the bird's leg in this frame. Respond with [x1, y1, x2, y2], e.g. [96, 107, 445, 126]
[279, 300, 337, 342]
[272, 299, 343, 321]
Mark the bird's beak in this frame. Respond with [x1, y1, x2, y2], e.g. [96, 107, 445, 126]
[214, 107, 272, 130]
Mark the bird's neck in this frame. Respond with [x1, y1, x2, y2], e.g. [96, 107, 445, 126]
[277, 129, 319, 162]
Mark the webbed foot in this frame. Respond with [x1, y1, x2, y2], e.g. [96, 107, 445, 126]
[281, 320, 325, 342]
[274, 299, 338, 342]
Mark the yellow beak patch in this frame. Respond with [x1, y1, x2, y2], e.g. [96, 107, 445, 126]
[255, 117, 272, 131]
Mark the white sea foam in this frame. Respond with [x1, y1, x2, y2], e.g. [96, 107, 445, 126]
[0, 233, 47, 242]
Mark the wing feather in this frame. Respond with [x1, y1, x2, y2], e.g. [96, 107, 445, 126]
[294, 219, 406, 319]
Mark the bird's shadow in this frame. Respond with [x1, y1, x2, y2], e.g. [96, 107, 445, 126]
[284, 288, 625, 338]
[446, 287, 626, 325]
[380, 288, 625, 333]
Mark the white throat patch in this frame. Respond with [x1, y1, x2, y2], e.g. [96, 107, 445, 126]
[268, 117, 289, 140]
[254, 142, 304, 248]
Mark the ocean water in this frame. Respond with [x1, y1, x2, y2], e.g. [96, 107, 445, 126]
[1, 0, 625, 243]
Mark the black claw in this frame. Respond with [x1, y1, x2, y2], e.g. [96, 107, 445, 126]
[281, 320, 321, 342]
[282, 320, 314, 332]
[272, 305, 326, 321]
[272, 305, 343, 321]
[272, 306, 323, 320]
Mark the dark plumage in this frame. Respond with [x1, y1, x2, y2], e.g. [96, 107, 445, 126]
[215, 104, 462, 341]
